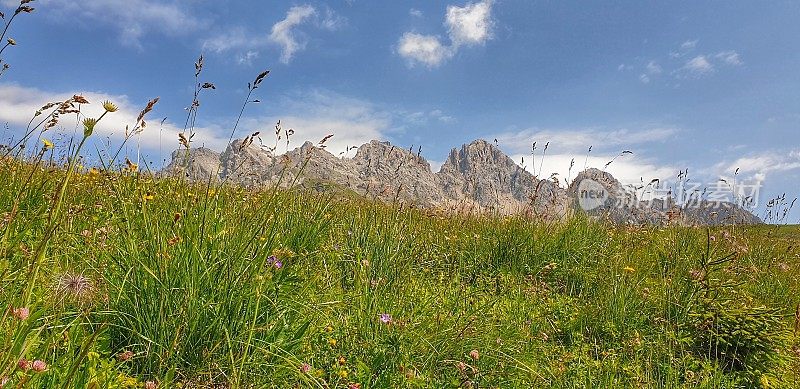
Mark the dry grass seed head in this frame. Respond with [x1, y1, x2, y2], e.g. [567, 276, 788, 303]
[55, 272, 95, 304]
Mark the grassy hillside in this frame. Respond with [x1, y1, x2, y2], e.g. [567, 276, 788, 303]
[1, 152, 799, 388]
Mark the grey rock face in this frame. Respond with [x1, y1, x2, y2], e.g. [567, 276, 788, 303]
[351, 140, 443, 205]
[678, 201, 763, 226]
[568, 168, 761, 226]
[435, 140, 568, 217]
[568, 168, 669, 225]
[164, 139, 761, 225]
[164, 147, 221, 181]
[219, 139, 279, 186]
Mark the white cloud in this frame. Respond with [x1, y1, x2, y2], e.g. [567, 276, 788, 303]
[27, 0, 203, 48]
[204, 5, 343, 64]
[409, 8, 423, 18]
[658, 42, 742, 81]
[639, 74, 650, 84]
[680, 39, 698, 51]
[509, 152, 677, 185]
[202, 27, 255, 53]
[494, 127, 679, 155]
[715, 50, 743, 66]
[493, 127, 681, 183]
[397, 0, 495, 68]
[646, 60, 662, 74]
[714, 150, 800, 179]
[430, 109, 456, 123]
[680, 55, 714, 76]
[397, 33, 453, 68]
[670, 39, 698, 58]
[404, 109, 456, 124]
[0, 83, 228, 153]
[319, 8, 347, 31]
[0, 84, 394, 161]
[245, 90, 392, 156]
[237, 51, 259, 66]
[445, 0, 494, 47]
[269, 5, 317, 64]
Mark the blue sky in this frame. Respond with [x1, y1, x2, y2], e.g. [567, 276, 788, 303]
[1, 0, 799, 219]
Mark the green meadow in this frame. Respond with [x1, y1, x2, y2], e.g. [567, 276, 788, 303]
[1, 153, 799, 388]
[1, 3, 799, 387]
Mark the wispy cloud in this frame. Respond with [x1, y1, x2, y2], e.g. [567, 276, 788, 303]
[679, 55, 714, 77]
[714, 149, 800, 179]
[397, 33, 453, 67]
[244, 89, 393, 156]
[269, 5, 317, 64]
[398, 0, 495, 68]
[404, 109, 456, 124]
[494, 127, 679, 155]
[0, 84, 395, 159]
[715, 50, 743, 66]
[669, 39, 698, 58]
[680, 39, 698, 51]
[203, 27, 255, 54]
[508, 151, 678, 184]
[24, 0, 204, 48]
[646, 60, 662, 75]
[203, 4, 344, 65]
[0, 83, 228, 153]
[637, 40, 742, 82]
[493, 127, 680, 183]
[639, 60, 662, 83]
[238, 50, 259, 66]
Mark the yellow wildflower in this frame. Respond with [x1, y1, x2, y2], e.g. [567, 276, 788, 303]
[82, 118, 97, 137]
[102, 100, 119, 113]
[41, 138, 54, 150]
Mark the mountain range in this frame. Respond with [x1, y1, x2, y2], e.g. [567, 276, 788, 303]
[164, 138, 761, 225]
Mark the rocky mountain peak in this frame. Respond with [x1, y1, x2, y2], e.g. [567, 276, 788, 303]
[163, 138, 762, 225]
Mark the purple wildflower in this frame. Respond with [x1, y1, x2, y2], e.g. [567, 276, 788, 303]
[267, 255, 282, 269]
[300, 363, 311, 373]
[379, 313, 392, 324]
